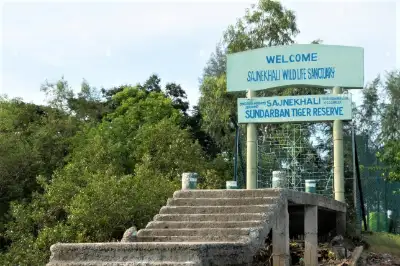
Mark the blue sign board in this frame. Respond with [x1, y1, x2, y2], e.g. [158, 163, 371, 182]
[238, 94, 352, 123]
[227, 44, 364, 92]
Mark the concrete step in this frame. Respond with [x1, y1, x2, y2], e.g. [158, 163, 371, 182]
[153, 213, 272, 222]
[48, 262, 199, 266]
[146, 221, 264, 229]
[159, 205, 275, 215]
[173, 189, 281, 199]
[50, 242, 202, 263]
[167, 197, 278, 207]
[135, 235, 248, 242]
[48, 243, 200, 263]
[47, 242, 254, 265]
[137, 228, 262, 237]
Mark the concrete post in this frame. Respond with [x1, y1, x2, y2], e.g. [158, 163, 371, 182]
[273, 200, 290, 266]
[336, 211, 346, 236]
[333, 86, 345, 203]
[304, 205, 318, 266]
[246, 90, 257, 189]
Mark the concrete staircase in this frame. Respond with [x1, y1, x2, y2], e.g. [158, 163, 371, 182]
[47, 189, 286, 266]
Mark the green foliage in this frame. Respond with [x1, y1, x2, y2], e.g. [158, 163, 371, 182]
[165, 83, 189, 114]
[368, 212, 390, 232]
[198, 155, 233, 189]
[199, 75, 239, 150]
[0, 96, 82, 251]
[0, 78, 211, 265]
[199, 0, 307, 152]
[198, 0, 328, 192]
[378, 140, 400, 181]
[133, 119, 204, 179]
[355, 76, 382, 147]
[356, 70, 400, 181]
[1, 170, 180, 265]
[223, 0, 298, 53]
[40, 77, 74, 112]
[201, 42, 226, 80]
[1, 0, 398, 264]
[378, 71, 400, 181]
[65, 171, 177, 241]
[137, 74, 162, 93]
[184, 106, 220, 159]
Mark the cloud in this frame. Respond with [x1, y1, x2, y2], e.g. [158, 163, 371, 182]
[2, 2, 252, 69]
[199, 50, 206, 58]
[105, 49, 111, 58]
[397, 2, 400, 68]
[2, 2, 249, 50]
[1, 71, 45, 104]
[3, 0, 395, 108]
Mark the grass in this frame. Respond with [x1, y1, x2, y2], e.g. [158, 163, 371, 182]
[363, 232, 400, 257]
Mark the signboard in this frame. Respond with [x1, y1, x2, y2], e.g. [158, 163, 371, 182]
[227, 44, 364, 92]
[237, 94, 352, 124]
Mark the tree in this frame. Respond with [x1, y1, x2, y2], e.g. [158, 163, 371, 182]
[377, 70, 400, 181]
[201, 42, 227, 81]
[0, 85, 207, 265]
[165, 83, 190, 114]
[199, 0, 300, 152]
[0, 95, 83, 254]
[223, 0, 298, 53]
[354, 76, 381, 148]
[138, 74, 162, 93]
[67, 80, 106, 122]
[354, 70, 400, 182]
[199, 75, 238, 151]
[185, 106, 220, 159]
[41, 77, 110, 123]
[40, 77, 74, 112]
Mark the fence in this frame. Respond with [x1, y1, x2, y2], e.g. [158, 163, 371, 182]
[235, 122, 333, 196]
[358, 176, 400, 233]
[234, 123, 400, 234]
[355, 134, 400, 233]
[256, 123, 333, 196]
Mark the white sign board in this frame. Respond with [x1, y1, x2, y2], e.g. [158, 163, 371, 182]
[238, 94, 352, 124]
[227, 44, 364, 92]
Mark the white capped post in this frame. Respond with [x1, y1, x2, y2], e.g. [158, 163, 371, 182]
[246, 90, 257, 189]
[333, 86, 345, 202]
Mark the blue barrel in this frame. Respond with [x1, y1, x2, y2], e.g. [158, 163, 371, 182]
[182, 173, 198, 190]
[305, 179, 316, 193]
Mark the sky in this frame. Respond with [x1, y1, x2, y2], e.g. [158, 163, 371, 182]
[1, 0, 399, 108]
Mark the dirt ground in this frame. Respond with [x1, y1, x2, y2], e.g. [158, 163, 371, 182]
[253, 232, 400, 266]
[318, 252, 400, 266]
[358, 252, 400, 266]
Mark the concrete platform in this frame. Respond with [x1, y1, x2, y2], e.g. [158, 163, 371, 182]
[47, 189, 346, 266]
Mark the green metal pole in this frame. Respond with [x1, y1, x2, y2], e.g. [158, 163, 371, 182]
[234, 125, 239, 183]
[246, 90, 257, 189]
[333, 86, 345, 202]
